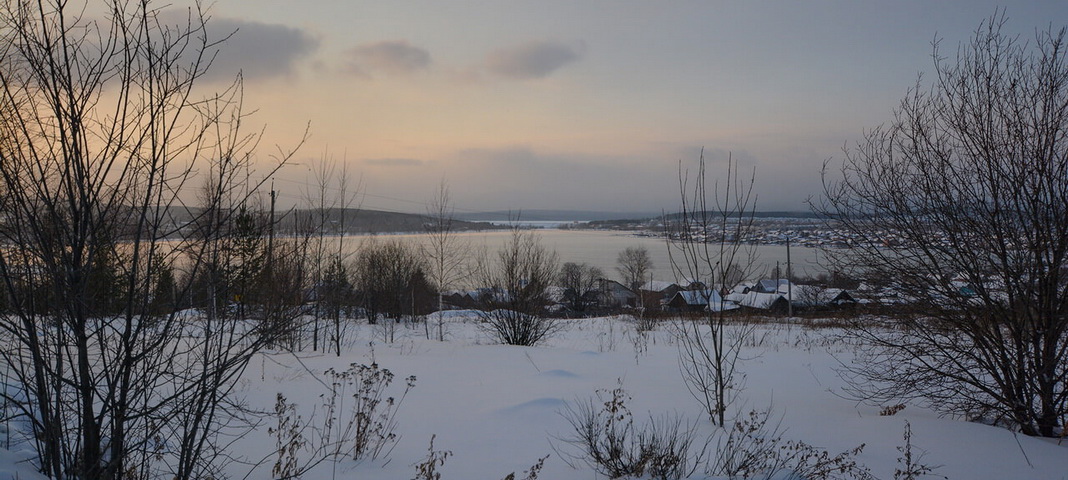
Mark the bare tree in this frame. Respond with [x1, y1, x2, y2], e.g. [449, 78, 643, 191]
[476, 227, 561, 346]
[0, 2, 303, 478]
[819, 13, 1068, 437]
[558, 262, 603, 315]
[669, 151, 760, 427]
[354, 239, 433, 343]
[196, 198, 307, 349]
[302, 158, 361, 352]
[304, 160, 336, 351]
[617, 246, 654, 292]
[254, 236, 311, 350]
[422, 180, 469, 341]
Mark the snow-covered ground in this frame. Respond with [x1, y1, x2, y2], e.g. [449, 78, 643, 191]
[3, 313, 1067, 479]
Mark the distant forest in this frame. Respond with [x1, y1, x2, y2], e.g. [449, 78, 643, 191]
[277, 208, 507, 234]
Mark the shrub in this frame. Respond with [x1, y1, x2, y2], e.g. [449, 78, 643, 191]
[880, 404, 906, 416]
[894, 421, 942, 480]
[270, 394, 306, 480]
[478, 309, 563, 346]
[264, 362, 415, 478]
[557, 384, 703, 479]
[325, 362, 416, 461]
[412, 435, 451, 480]
[502, 454, 549, 480]
[707, 408, 873, 480]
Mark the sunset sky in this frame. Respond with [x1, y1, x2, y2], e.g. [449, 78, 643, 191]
[189, 1, 1062, 215]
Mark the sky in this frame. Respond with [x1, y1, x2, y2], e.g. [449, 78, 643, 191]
[177, 1, 1063, 215]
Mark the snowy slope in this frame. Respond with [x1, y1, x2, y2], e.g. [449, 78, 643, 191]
[3, 314, 1067, 479]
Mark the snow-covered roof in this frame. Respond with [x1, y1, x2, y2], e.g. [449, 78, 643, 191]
[754, 278, 793, 293]
[748, 285, 857, 307]
[818, 288, 854, 304]
[725, 291, 748, 304]
[738, 291, 787, 310]
[670, 290, 739, 312]
[673, 289, 717, 305]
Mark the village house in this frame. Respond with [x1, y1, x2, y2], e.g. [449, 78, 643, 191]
[666, 289, 739, 313]
[640, 279, 706, 310]
[594, 279, 640, 309]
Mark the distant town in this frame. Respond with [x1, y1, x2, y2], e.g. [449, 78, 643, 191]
[576, 213, 868, 249]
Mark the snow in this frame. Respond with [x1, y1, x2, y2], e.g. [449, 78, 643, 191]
[3, 314, 1068, 479]
[0, 447, 47, 480]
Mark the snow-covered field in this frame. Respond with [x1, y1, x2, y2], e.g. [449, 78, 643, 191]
[4, 313, 1068, 479]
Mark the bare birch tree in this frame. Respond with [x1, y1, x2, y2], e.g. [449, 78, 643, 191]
[422, 180, 468, 341]
[302, 158, 361, 352]
[669, 151, 760, 427]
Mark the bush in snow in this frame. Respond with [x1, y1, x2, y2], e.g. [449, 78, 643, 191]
[893, 421, 942, 480]
[706, 407, 873, 480]
[265, 363, 415, 478]
[473, 228, 561, 347]
[557, 384, 703, 480]
[478, 309, 564, 347]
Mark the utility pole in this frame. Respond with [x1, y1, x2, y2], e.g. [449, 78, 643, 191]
[786, 236, 793, 317]
[268, 182, 277, 273]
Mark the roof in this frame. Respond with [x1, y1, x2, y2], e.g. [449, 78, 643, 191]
[674, 290, 717, 305]
[738, 291, 788, 310]
[725, 291, 748, 303]
[598, 278, 636, 293]
[730, 284, 751, 294]
[755, 279, 793, 293]
[669, 290, 738, 312]
[785, 285, 856, 306]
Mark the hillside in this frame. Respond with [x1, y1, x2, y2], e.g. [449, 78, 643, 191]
[163, 207, 506, 234]
[278, 208, 505, 234]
